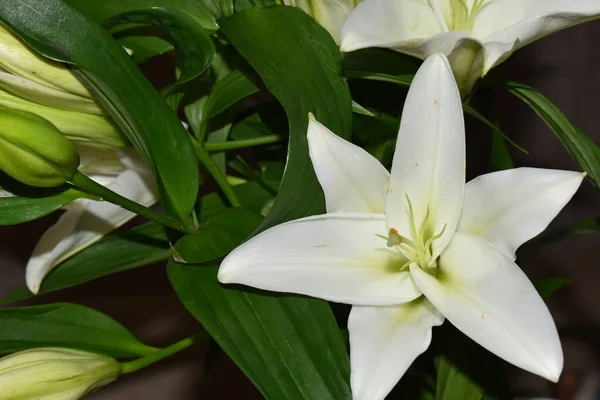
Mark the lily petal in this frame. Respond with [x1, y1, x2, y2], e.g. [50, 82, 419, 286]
[218, 213, 421, 306]
[474, 0, 600, 72]
[25, 167, 157, 294]
[411, 232, 563, 382]
[341, 0, 470, 57]
[283, 0, 356, 44]
[458, 168, 585, 260]
[386, 53, 465, 259]
[348, 298, 443, 400]
[76, 144, 126, 187]
[308, 115, 390, 214]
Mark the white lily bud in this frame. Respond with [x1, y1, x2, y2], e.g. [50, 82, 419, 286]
[0, 23, 90, 98]
[283, 0, 361, 44]
[0, 23, 127, 147]
[0, 89, 126, 148]
[0, 348, 121, 400]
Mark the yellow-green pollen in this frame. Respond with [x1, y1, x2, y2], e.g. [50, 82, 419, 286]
[378, 195, 446, 276]
[450, 0, 486, 31]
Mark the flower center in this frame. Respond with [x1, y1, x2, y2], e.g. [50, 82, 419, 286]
[379, 195, 446, 276]
[449, 0, 486, 31]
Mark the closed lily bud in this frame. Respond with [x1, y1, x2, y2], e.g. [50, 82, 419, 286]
[283, 0, 361, 44]
[0, 109, 80, 187]
[0, 348, 120, 400]
[0, 23, 90, 98]
[0, 23, 126, 147]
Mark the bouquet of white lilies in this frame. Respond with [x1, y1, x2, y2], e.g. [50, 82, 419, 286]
[0, 0, 598, 399]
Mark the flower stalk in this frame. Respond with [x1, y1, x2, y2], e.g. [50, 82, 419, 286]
[120, 335, 200, 374]
[69, 171, 196, 234]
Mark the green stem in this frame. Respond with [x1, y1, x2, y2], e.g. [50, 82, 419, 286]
[70, 171, 195, 234]
[204, 135, 283, 152]
[121, 336, 198, 374]
[193, 142, 242, 207]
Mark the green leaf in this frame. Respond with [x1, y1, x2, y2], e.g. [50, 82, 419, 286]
[175, 208, 263, 264]
[0, 177, 85, 225]
[0, 0, 200, 221]
[103, 9, 216, 104]
[352, 100, 376, 117]
[490, 130, 514, 171]
[220, 6, 353, 231]
[463, 104, 527, 154]
[204, 69, 260, 120]
[504, 81, 600, 189]
[435, 355, 484, 400]
[235, 0, 279, 12]
[432, 325, 511, 400]
[203, 0, 235, 19]
[168, 264, 351, 400]
[343, 48, 419, 87]
[0, 303, 156, 357]
[1, 223, 172, 304]
[66, 0, 218, 32]
[352, 111, 399, 167]
[533, 278, 570, 299]
[197, 181, 273, 219]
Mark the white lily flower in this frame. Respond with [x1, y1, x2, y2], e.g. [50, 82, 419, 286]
[283, 0, 361, 43]
[25, 144, 158, 294]
[340, 0, 600, 94]
[218, 53, 585, 399]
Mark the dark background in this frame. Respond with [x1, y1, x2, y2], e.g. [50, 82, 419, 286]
[1, 21, 599, 400]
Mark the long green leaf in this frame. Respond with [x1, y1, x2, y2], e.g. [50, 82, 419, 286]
[343, 48, 419, 87]
[0, 0, 199, 221]
[533, 278, 570, 299]
[172, 208, 263, 264]
[169, 8, 352, 398]
[1, 223, 172, 304]
[204, 69, 260, 120]
[490, 131, 514, 171]
[0, 303, 156, 357]
[220, 6, 353, 231]
[104, 9, 216, 103]
[168, 264, 351, 400]
[435, 355, 483, 400]
[66, 0, 218, 31]
[505, 81, 600, 189]
[0, 178, 85, 225]
[432, 325, 511, 400]
[463, 104, 527, 154]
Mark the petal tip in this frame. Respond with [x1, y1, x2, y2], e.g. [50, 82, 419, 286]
[25, 277, 41, 295]
[216, 266, 233, 284]
[216, 271, 230, 284]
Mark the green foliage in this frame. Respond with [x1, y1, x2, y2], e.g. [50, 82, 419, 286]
[435, 355, 484, 400]
[505, 81, 600, 189]
[220, 5, 353, 231]
[0, 303, 156, 357]
[168, 261, 352, 400]
[343, 48, 419, 86]
[533, 278, 571, 299]
[103, 9, 216, 106]
[1, 223, 172, 303]
[171, 208, 263, 264]
[0, 0, 200, 221]
[0, 177, 85, 225]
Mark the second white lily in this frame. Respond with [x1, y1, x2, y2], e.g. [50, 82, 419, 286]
[218, 53, 585, 400]
[340, 0, 600, 94]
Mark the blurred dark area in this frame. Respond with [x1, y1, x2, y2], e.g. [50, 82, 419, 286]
[1, 21, 600, 400]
